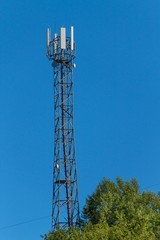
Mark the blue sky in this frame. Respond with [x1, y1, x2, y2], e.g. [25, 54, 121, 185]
[1, 0, 160, 239]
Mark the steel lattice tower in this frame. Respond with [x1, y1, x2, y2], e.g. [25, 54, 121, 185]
[46, 26, 80, 230]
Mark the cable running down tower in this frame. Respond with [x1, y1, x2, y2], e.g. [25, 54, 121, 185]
[46, 26, 80, 230]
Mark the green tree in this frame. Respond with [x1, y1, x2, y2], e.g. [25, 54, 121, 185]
[42, 223, 109, 240]
[42, 229, 69, 240]
[83, 177, 160, 239]
[43, 177, 160, 240]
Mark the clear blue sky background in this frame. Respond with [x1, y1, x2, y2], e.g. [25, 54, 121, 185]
[1, 0, 160, 239]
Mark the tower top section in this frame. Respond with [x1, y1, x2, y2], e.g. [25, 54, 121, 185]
[46, 26, 75, 62]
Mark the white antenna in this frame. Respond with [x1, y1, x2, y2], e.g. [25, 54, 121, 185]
[46, 28, 51, 48]
[71, 26, 74, 51]
[60, 27, 66, 49]
[54, 33, 58, 53]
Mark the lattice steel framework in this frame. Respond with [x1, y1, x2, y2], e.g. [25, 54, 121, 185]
[46, 26, 80, 230]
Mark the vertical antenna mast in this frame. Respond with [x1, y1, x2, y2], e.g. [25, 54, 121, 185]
[46, 26, 80, 230]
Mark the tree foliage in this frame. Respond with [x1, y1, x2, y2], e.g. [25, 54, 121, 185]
[43, 177, 160, 240]
[42, 223, 109, 240]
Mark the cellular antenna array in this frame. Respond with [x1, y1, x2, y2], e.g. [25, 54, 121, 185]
[46, 26, 80, 230]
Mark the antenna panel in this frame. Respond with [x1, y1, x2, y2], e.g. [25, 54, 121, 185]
[46, 28, 50, 47]
[71, 26, 74, 51]
[54, 33, 58, 53]
[60, 27, 66, 49]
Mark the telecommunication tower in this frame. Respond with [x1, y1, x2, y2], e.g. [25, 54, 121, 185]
[46, 26, 80, 230]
